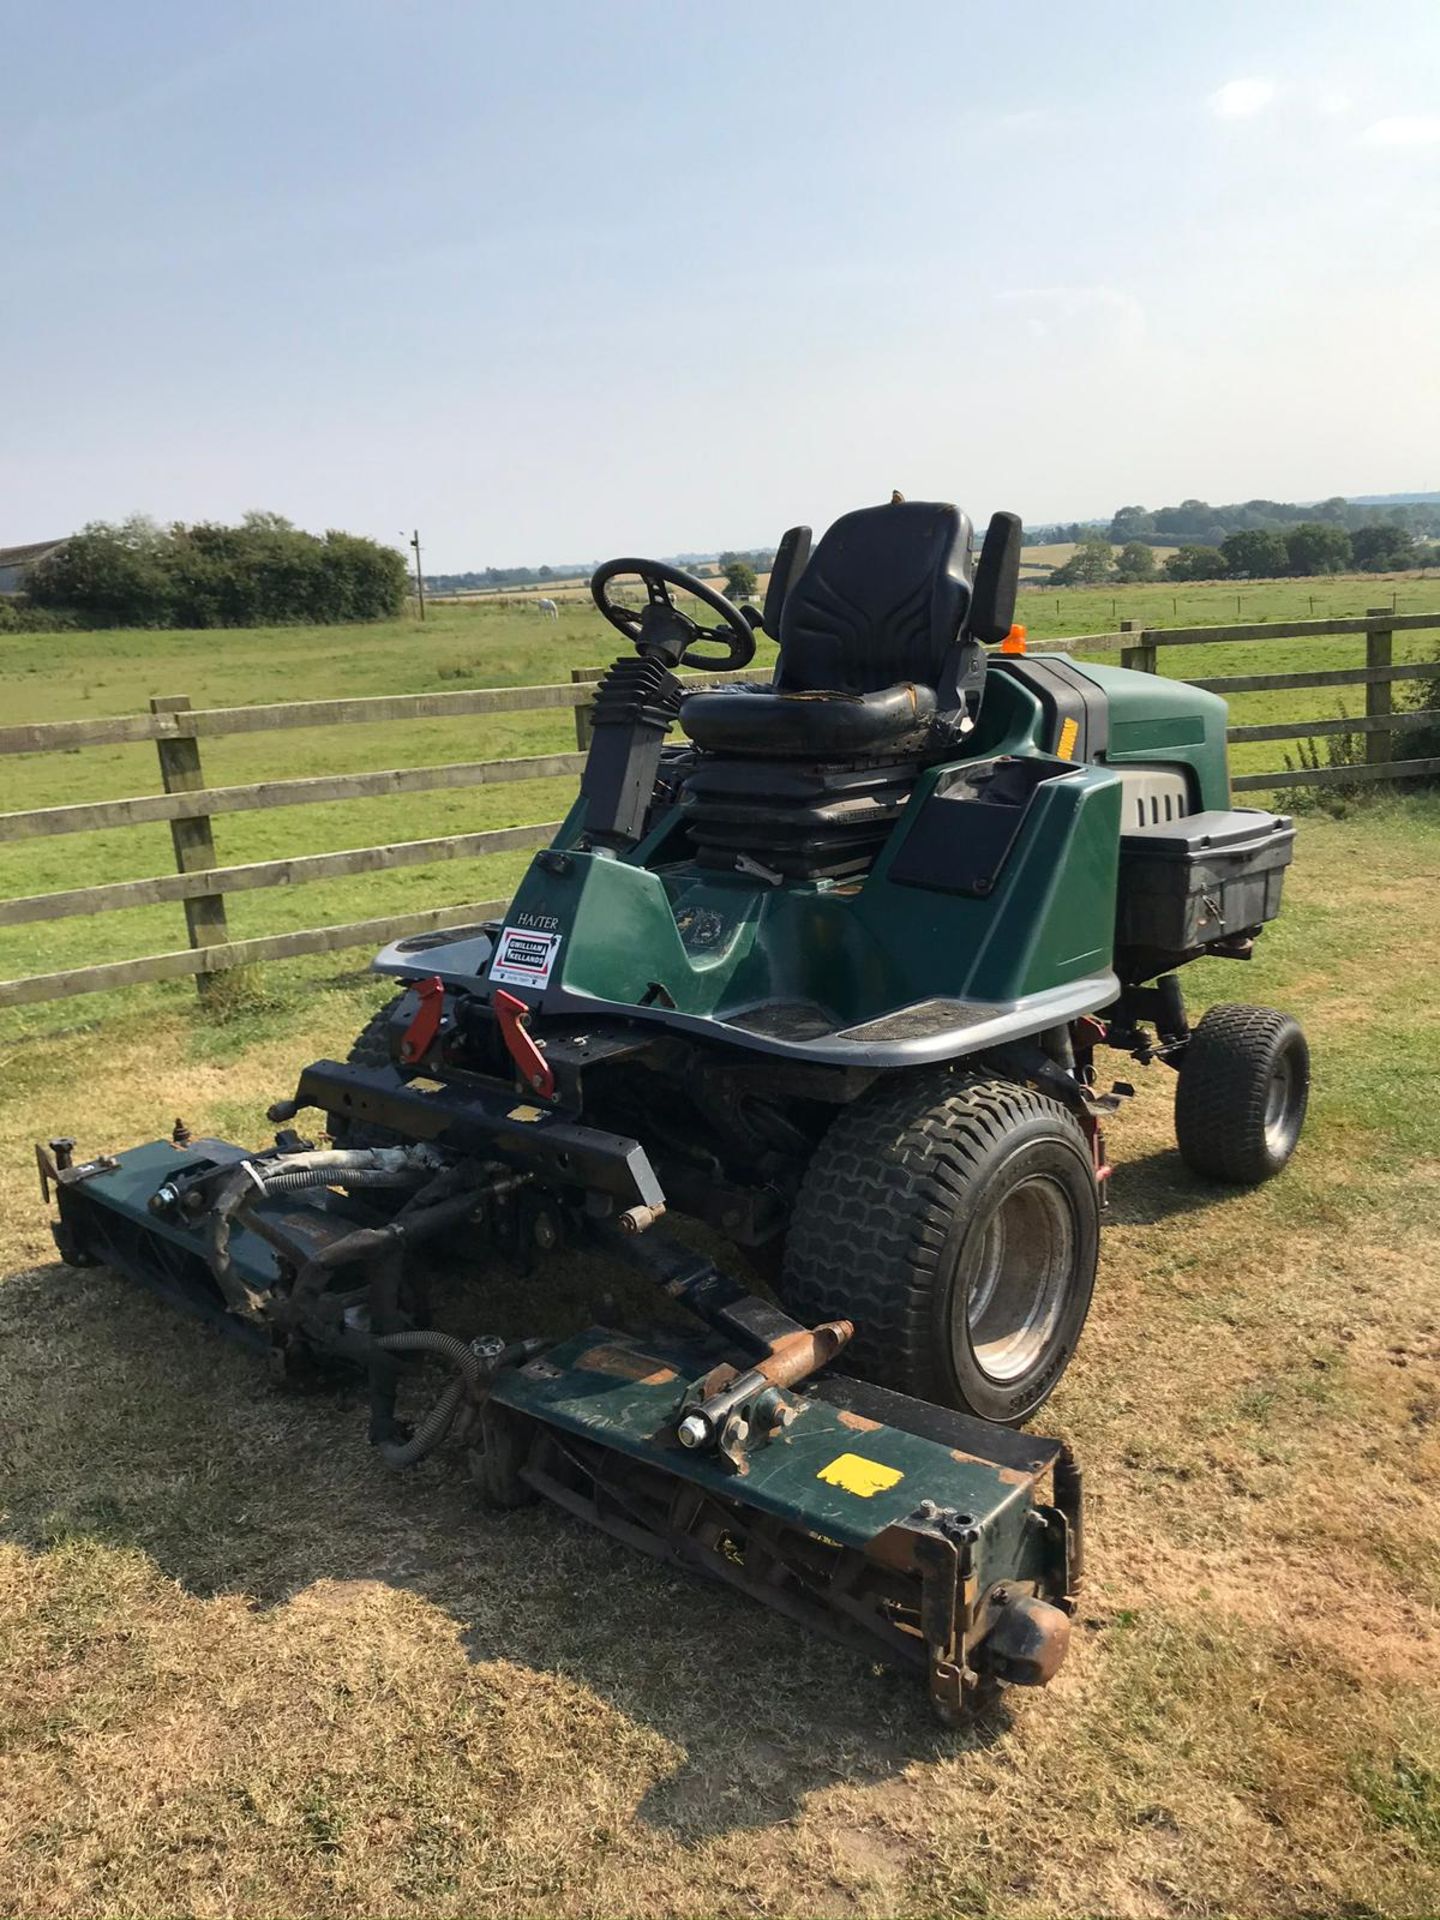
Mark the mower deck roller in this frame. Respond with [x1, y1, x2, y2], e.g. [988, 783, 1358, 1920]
[44, 1136, 1080, 1721]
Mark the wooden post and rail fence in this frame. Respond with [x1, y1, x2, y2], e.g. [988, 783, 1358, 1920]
[1, 611, 1436, 1012]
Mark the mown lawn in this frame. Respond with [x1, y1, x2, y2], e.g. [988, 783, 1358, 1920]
[0, 792, 1437, 1918]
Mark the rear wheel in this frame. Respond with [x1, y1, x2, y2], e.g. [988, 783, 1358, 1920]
[1174, 1004, 1309, 1184]
[781, 1072, 1099, 1424]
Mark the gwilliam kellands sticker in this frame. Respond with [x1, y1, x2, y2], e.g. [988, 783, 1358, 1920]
[489, 925, 563, 989]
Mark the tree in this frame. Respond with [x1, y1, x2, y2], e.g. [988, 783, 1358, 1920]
[723, 558, 759, 601]
[1049, 537, 1114, 586]
[1284, 523, 1352, 576]
[1164, 545, 1227, 582]
[26, 515, 407, 627]
[1220, 529, 1289, 578]
[1114, 541, 1157, 582]
[26, 516, 169, 625]
[1154, 499, 1225, 544]
[1110, 506, 1156, 541]
[1351, 524, 1419, 572]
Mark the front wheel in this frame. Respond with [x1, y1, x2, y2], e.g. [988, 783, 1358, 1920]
[1174, 1004, 1309, 1184]
[326, 995, 408, 1149]
[781, 1073, 1099, 1425]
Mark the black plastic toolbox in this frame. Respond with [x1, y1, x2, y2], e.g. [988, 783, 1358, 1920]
[1116, 807, 1295, 955]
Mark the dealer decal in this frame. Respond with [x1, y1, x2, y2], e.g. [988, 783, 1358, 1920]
[489, 925, 563, 989]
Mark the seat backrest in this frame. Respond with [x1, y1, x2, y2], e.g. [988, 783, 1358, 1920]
[775, 500, 974, 695]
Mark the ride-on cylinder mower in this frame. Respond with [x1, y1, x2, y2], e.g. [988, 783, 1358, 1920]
[40, 498, 1308, 1719]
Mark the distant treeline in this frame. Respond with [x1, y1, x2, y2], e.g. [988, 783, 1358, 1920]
[24, 515, 407, 628]
[424, 562, 594, 594]
[425, 548, 777, 595]
[1049, 520, 1431, 587]
[1031, 494, 1440, 548]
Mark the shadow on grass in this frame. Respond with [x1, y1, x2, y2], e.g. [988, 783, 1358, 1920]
[0, 1255, 1012, 1842]
[1106, 1145, 1243, 1227]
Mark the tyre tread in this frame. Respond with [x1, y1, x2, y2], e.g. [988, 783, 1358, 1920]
[783, 1070, 1092, 1411]
[1174, 1002, 1308, 1184]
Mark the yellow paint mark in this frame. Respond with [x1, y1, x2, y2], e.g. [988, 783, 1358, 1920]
[1057, 716, 1080, 760]
[507, 1104, 545, 1122]
[817, 1452, 904, 1498]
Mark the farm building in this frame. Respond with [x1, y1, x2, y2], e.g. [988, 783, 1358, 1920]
[0, 537, 68, 595]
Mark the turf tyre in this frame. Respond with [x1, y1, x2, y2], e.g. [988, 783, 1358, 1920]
[781, 1071, 1099, 1424]
[326, 996, 407, 1149]
[1174, 1003, 1308, 1184]
[466, 1402, 539, 1509]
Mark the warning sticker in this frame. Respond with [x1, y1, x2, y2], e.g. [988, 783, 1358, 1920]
[489, 925, 563, 990]
[1056, 716, 1080, 760]
[816, 1452, 905, 1498]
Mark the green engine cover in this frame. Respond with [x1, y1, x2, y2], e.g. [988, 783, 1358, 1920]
[1067, 660, 1231, 808]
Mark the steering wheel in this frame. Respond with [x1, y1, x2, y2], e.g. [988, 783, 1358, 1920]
[591, 557, 757, 672]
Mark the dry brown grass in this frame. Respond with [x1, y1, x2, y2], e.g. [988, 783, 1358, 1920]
[2, 800, 1439, 1918]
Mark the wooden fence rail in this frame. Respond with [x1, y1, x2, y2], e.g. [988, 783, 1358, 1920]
[0, 751, 589, 844]
[1, 615, 1436, 1010]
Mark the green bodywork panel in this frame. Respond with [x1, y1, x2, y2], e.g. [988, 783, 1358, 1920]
[501, 663, 1132, 1032]
[1066, 660, 1231, 808]
[378, 657, 1237, 1056]
[511, 768, 1120, 1022]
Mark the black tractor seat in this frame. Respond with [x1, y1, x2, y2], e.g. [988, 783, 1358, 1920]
[681, 680, 938, 759]
[675, 497, 1021, 879]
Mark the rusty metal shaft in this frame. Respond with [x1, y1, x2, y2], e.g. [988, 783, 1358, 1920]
[752, 1320, 854, 1389]
[676, 1318, 854, 1451]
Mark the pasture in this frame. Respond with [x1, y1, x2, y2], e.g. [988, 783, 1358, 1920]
[1, 583, 1438, 1916]
[2, 576, 1439, 1038]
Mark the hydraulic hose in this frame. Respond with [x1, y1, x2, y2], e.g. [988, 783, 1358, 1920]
[282, 1187, 485, 1328]
[370, 1331, 542, 1471]
[205, 1144, 445, 1307]
[371, 1329, 478, 1468]
[260, 1165, 424, 1194]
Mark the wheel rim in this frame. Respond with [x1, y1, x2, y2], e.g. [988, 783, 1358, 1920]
[962, 1174, 1076, 1384]
[1263, 1049, 1300, 1156]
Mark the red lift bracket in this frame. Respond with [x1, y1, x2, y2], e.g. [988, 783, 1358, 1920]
[399, 975, 446, 1065]
[493, 989, 556, 1100]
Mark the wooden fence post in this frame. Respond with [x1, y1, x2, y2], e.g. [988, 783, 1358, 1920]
[1119, 618, 1157, 676]
[1366, 608, 1393, 767]
[150, 695, 229, 999]
[571, 666, 604, 750]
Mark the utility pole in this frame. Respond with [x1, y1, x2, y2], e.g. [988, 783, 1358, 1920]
[408, 528, 426, 620]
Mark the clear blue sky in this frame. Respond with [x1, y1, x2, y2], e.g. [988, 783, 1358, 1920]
[4, 1, 1438, 569]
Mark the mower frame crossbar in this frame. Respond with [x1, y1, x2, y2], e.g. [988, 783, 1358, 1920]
[289, 1058, 666, 1210]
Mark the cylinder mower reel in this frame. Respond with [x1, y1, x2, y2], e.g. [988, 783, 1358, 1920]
[38, 493, 1311, 1718]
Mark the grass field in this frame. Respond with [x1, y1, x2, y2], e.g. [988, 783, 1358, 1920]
[2, 573, 1439, 1040]
[1, 791, 1437, 1916]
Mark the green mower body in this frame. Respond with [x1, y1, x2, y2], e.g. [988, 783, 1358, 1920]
[378, 656, 1239, 1065]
